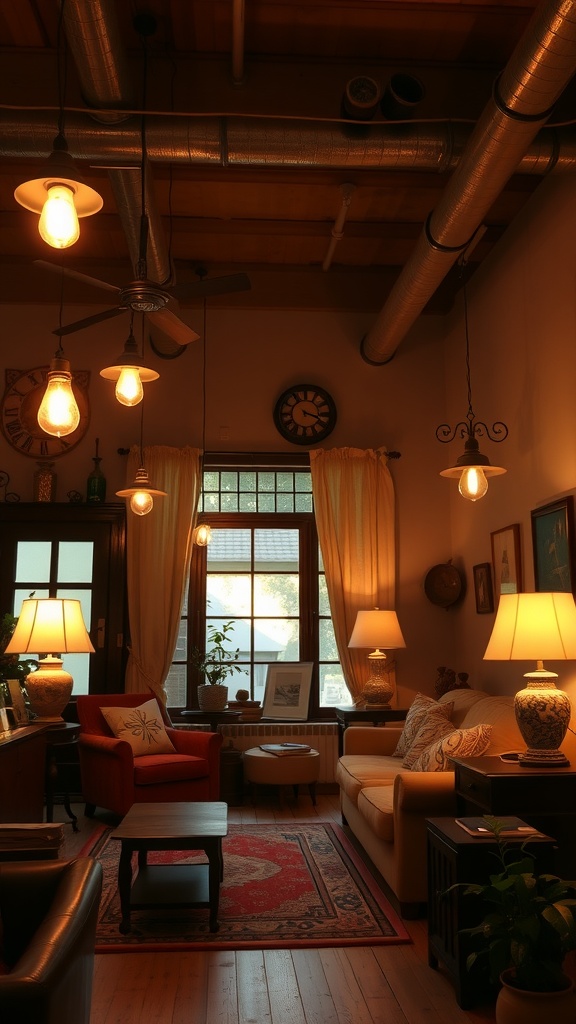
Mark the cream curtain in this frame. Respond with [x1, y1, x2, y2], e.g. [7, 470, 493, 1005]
[123, 445, 202, 706]
[309, 447, 396, 704]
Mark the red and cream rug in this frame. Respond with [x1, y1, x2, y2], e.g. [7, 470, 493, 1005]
[85, 821, 411, 952]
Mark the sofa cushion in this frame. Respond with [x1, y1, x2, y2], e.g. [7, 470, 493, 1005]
[357, 786, 395, 842]
[437, 687, 489, 727]
[401, 705, 455, 768]
[393, 693, 453, 758]
[459, 695, 523, 753]
[133, 753, 208, 785]
[336, 755, 407, 803]
[100, 698, 176, 756]
[411, 724, 493, 771]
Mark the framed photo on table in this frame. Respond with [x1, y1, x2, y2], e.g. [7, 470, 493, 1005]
[490, 523, 522, 596]
[531, 496, 575, 594]
[262, 663, 313, 720]
[473, 563, 494, 614]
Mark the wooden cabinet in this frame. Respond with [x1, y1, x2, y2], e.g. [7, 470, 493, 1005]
[0, 726, 47, 822]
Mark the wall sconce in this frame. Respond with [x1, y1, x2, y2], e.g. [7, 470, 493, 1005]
[484, 592, 576, 766]
[100, 314, 159, 406]
[194, 524, 212, 546]
[436, 263, 507, 501]
[5, 598, 94, 722]
[37, 349, 80, 438]
[348, 608, 406, 707]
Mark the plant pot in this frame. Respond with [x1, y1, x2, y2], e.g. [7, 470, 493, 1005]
[197, 683, 228, 712]
[496, 969, 575, 1024]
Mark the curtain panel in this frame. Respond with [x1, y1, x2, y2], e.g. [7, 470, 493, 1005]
[123, 445, 201, 705]
[310, 447, 397, 703]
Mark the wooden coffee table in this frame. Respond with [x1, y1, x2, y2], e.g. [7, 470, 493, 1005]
[110, 801, 228, 934]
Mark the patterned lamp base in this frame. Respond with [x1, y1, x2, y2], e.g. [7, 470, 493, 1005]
[361, 655, 394, 708]
[514, 676, 572, 767]
[25, 657, 73, 722]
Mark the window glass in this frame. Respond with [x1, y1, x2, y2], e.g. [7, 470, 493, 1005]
[58, 542, 94, 583]
[15, 542, 51, 583]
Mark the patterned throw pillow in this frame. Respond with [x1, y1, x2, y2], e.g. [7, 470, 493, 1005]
[393, 693, 438, 758]
[401, 709, 455, 768]
[100, 699, 176, 756]
[410, 723, 493, 772]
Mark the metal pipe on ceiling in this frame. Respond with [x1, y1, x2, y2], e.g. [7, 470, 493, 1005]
[361, 0, 576, 365]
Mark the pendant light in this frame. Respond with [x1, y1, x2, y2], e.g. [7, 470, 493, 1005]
[100, 312, 159, 406]
[436, 258, 507, 502]
[116, 355, 166, 516]
[37, 265, 80, 438]
[14, 2, 102, 248]
[194, 297, 212, 546]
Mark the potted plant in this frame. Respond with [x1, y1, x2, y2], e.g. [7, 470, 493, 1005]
[0, 611, 36, 711]
[191, 620, 242, 712]
[458, 817, 576, 1022]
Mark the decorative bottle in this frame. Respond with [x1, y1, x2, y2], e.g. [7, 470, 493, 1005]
[87, 438, 106, 503]
[33, 461, 56, 501]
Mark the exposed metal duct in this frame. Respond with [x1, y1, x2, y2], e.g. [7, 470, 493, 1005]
[62, 0, 171, 285]
[361, 0, 576, 365]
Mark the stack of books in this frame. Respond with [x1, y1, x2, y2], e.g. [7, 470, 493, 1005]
[0, 823, 65, 859]
[260, 742, 312, 757]
[455, 816, 542, 838]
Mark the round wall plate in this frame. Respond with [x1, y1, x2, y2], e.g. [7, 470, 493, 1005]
[424, 563, 463, 608]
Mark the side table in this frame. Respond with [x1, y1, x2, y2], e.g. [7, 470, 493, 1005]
[426, 816, 557, 1009]
[335, 706, 408, 756]
[179, 709, 243, 804]
[452, 754, 576, 878]
[44, 722, 80, 833]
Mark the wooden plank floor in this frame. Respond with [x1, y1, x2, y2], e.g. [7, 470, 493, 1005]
[59, 794, 498, 1024]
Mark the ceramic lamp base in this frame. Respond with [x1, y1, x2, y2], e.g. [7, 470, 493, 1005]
[25, 657, 73, 722]
[514, 676, 572, 769]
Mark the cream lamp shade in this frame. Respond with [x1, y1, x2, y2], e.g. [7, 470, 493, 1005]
[484, 592, 576, 767]
[348, 608, 406, 707]
[6, 598, 94, 722]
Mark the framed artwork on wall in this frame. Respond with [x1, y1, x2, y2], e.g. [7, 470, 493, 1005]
[490, 523, 522, 596]
[262, 663, 313, 720]
[531, 496, 575, 594]
[473, 562, 494, 614]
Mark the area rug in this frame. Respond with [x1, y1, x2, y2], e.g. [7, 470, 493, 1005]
[84, 822, 411, 953]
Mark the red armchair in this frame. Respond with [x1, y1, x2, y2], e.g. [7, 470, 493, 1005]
[76, 693, 222, 818]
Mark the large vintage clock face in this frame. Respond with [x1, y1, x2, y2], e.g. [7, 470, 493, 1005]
[273, 384, 337, 445]
[1, 366, 90, 459]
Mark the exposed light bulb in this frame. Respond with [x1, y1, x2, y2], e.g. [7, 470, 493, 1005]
[38, 183, 80, 249]
[194, 524, 212, 546]
[130, 490, 154, 516]
[115, 367, 144, 407]
[37, 360, 80, 438]
[458, 466, 488, 502]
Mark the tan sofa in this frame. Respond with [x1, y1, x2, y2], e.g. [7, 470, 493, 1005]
[337, 687, 576, 918]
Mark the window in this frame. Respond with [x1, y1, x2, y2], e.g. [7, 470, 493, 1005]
[166, 467, 351, 717]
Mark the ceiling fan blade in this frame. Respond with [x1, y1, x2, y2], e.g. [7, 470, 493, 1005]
[147, 307, 200, 346]
[173, 272, 251, 299]
[53, 306, 125, 336]
[34, 260, 120, 295]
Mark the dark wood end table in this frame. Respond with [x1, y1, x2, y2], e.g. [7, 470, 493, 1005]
[44, 721, 80, 832]
[335, 706, 408, 756]
[111, 801, 228, 934]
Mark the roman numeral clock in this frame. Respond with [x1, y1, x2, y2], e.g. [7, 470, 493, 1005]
[273, 384, 337, 445]
[1, 367, 90, 458]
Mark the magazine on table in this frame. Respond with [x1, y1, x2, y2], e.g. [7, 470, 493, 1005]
[455, 816, 543, 838]
[260, 742, 312, 756]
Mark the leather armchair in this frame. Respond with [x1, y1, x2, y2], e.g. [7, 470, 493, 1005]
[77, 693, 222, 817]
[0, 857, 102, 1024]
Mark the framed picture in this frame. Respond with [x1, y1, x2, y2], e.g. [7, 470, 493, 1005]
[531, 496, 576, 594]
[7, 679, 28, 726]
[490, 523, 522, 596]
[473, 563, 494, 614]
[262, 662, 313, 720]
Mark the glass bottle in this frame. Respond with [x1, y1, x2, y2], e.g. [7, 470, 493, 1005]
[87, 438, 106, 503]
[33, 461, 56, 501]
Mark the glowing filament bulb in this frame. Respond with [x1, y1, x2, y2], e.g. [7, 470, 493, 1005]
[459, 466, 488, 502]
[37, 368, 80, 438]
[130, 491, 154, 516]
[115, 367, 144, 407]
[38, 183, 79, 249]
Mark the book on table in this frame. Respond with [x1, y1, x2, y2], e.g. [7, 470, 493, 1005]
[455, 816, 543, 838]
[260, 743, 311, 756]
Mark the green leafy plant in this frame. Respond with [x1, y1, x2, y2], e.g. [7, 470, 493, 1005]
[458, 816, 576, 992]
[190, 621, 242, 685]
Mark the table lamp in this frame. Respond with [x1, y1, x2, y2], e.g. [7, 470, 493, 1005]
[483, 591, 576, 767]
[5, 598, 94, 723]
[348, 608, 406, 707]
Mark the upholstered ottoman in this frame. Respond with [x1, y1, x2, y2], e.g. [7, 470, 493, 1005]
[243, 747, 320, 804]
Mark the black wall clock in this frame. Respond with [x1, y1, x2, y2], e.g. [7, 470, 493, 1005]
[273, 384, 337, 445]
[0, 366, 90, 458]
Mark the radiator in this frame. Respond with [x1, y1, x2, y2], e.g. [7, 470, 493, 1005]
[182, 722, 339, 783]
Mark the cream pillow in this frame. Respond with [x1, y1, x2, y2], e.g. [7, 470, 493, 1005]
[410, 723, 493, 772]
[393, 693, 439, 758]
[101, 699, 176, 756]
[401, 709, 454, 768]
